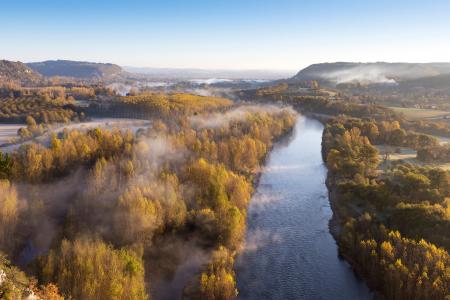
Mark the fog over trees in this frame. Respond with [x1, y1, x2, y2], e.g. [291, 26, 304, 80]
[0, 88, 296, 299]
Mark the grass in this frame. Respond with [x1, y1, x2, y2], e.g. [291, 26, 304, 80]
[389, 106, 450, 120]
[375, 144, 450, 170]
[376, 145, 416, 161]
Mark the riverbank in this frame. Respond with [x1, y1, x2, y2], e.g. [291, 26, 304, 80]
[325, 177, 341, 240]
[320, 116, 383, 299]
[320, 117, 450, 299]
[325, 173, 381, 299]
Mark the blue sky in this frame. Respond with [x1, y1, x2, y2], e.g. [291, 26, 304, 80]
[1, 0, 450, 70]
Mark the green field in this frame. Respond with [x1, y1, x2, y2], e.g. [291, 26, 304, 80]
[389, 106, 450, 120]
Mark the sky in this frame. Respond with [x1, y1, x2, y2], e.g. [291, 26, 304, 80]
[1, 0, 450, 70]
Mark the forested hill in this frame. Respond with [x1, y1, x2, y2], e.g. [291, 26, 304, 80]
[290, 62, 450, 85]
[0, 60, 42, 85]
[27, 60, 124, 79]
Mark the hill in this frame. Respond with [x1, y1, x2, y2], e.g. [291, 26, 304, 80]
[291, 62, 450, 85]
[27, 60, 124, 79]
[0, 60, 42, 86]
[399, 73, 450, 89]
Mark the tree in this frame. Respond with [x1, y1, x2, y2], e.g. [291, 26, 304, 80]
[389, 128, 406, 146]
[0, 180, 20, 254]
[0, 151, 11, 179]
[114, 186, 161, 245]
[42, 237, 148, 300]
[199, 246, 238, 300]
[25, 115, 37, 128]
[34, 283, 64, 300]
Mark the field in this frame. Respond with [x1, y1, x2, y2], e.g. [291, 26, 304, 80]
[0, 118, 150, 153]
[376, 144, 450, 170]
[389, 106, 450, 120]
[376, 145, 416, 162]
[0, 124, 23, 145]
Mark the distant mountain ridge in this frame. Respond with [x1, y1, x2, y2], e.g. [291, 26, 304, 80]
[1, 59, 295, 85]
[291, 62, 450, 85]
[0, 60, 42, 85]
[27, 60, 124, 79]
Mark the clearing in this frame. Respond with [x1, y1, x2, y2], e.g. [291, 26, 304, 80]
[389, 106, 450, 120]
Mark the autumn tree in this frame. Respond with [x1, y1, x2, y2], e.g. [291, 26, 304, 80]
[199, 246, 238, 300]
[0, 180, 21, 254]
[42, 237, 148, 300]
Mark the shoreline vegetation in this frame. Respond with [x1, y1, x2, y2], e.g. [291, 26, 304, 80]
[321, 121, 449, 300]
[242, 83, 449, 299]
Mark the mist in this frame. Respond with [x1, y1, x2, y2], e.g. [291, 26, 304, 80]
[321, 65, 398, 84]
[0, 100, 299, 299]
[189, 78, 232, 85]
[190, 104, 297, 129]
[241, 228, 282, 253]
[307, 63, 450, 85]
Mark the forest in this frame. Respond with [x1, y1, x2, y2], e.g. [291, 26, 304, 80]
[322, 117, 449, 299]
[0, 91, 296, 299]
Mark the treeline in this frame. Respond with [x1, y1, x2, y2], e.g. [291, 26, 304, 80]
[9, 127, 133, 182]
[417, 143, 450, 163]
[0, 83, 119, 127]
[0, 104, 296, 299]
[250, 82, 322, 97]
[87, 93, 233, 120]
[404, 119, 450, 138]
[323, 116, 438, 151]
[0, 84, 114, 100]
[90, 93, 233, 119]
[322, 118, 450, 299]
[254, 83, 289, 96]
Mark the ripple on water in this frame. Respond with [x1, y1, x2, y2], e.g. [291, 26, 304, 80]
[236, 117, 373, 300]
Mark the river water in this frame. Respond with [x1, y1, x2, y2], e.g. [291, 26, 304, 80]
[235, 117, 372, 300]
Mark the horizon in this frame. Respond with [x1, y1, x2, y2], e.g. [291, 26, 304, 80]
[2, 0, 450, 70]
[7, 59, 450, 73]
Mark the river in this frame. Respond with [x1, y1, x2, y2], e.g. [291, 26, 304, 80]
[235, 116, 373, 300]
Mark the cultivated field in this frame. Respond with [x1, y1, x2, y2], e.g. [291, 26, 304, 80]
[389, 106, 450, 120]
